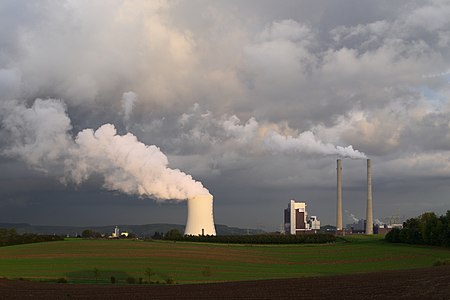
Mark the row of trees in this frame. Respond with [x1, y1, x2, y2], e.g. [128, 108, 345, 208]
[0, 228, 64, 247]
[81, 229, 137, 239]
[385, 211, 450, 247]
[92, 267, 172, 285]
[81, 229, 103, 239]
[163, 230, 336, 244]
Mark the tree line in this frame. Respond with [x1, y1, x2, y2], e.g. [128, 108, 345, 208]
[163, 230, 336, 244]
[0, 228, 64, 247]
[81, 229, 138, 239]
[385, 211, 450, 247]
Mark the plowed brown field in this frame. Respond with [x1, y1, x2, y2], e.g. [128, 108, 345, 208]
[1, 265, 450, 300]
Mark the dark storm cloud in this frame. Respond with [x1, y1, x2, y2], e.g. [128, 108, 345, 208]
[0, 0, 450, 229]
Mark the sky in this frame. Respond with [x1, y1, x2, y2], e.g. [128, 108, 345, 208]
[1, 0, 450, 231]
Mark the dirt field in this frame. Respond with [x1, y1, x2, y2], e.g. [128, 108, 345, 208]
[1, 265, 450, 300]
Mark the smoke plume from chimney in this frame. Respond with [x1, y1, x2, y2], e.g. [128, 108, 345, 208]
[179, 106, 367, 160]
[0, 98, 210, 201]
[265, 131, 366, 159]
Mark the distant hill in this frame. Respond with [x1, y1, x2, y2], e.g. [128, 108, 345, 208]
[0, 223, 265, 237]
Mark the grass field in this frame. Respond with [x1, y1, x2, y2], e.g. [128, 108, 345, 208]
[0, 235, 449, 284]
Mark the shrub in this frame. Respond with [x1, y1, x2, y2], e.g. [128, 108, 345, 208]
[164, 229, 183, 240]
[81, 229, 102, 239]
[152, 232, 164, 240]
[144, 267, 155, 283]
[56, 277, 67, 283]
[126, 277, 136, 284]
[165, 277, 175, 284]
[201, 266, 212, 277]
[433, 259, 450, 267]
[385, 228, 401, 243]
[93, 268, 101, 282]
[110, 276, 116, 284]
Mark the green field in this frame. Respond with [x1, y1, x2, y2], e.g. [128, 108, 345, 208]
[0, 235, 449, 284]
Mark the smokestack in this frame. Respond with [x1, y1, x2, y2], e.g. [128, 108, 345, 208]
[366, 159, 373, 235]
[336, 159, 343, 231]
[184, 195, 216, 236]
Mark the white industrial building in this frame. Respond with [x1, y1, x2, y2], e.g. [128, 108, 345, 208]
[112, 226, 120, 238]
[284, 200, 320, 234]
[309, 216, 321, 230]
[110, 226, 129, 238]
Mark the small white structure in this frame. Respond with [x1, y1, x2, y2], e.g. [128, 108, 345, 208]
[184, 195, 216, 236]
[388, 223, 403, 229]
[309, 216, 321, 230]
[112, 226, 120, 238]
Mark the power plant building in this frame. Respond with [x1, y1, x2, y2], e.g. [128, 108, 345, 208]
[346, 219, 367, 233]
[309, 216, 321, 230]
[284, 200, 320, 234]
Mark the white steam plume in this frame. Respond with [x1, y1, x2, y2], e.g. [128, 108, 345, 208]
[345, 210, 360, 223]
[349, 214, 360, 223]
[121, 91, 138, 130]
[374, 218, 383, 226]
[264, 130, 367, 159]
[1, 99, 209, 201]
[66, 124, 209, 200]
[178, 105, 368, 159]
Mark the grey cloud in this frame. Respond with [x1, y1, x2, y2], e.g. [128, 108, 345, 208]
[1, 0, 450, 228]
[0, 68, 21, 99]
[0, 99, 72, 168]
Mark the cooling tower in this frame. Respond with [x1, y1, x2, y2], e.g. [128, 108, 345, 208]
[336, 159, 343, 231]
[184, 195, 216, 236]
[366, 159, 373, 235]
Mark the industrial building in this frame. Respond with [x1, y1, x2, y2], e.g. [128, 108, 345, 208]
[346, 219, 367, 234]
[346, 220, 402, 235]
[284, 200, 320, 234]
[309, 216, 321, 230]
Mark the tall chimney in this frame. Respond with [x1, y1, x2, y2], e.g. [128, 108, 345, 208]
[366, 159, 373, 235]
[336, 159, 343, 231]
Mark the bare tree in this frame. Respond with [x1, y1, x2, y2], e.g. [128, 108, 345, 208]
[93, 268, 101, 283]
[144, 267, 155, 283]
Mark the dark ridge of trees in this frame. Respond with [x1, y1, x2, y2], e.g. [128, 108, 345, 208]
[164, 229, 183, 240]
[164, 232, 336, 244]
[385, 210, 450, 247]
[151, 231, 164, 240]
[0, 228, 64, 247]
[81, 229, 102, 239]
